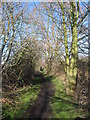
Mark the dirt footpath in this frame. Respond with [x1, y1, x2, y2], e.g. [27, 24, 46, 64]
[29, 76, 54, 119]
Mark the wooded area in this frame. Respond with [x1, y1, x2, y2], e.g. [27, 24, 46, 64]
[0, 1, 89, 119]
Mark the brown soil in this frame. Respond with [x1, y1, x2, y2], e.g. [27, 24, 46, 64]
[25, 75, 54, 119]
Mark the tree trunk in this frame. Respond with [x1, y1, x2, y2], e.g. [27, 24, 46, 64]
[70, 2, 78, 95]
[60, 2, 70, 94]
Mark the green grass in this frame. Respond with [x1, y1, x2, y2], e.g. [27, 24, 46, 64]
[3, 80, 41, 119]
[49, 77, 85, 119]
[3, 73, 87, 119]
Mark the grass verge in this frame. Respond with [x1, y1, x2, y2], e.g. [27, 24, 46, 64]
[2, 77, 41, 119]
[50, 76, 86, 119]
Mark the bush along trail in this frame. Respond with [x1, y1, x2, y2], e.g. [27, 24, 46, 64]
[2, 73, 42, 119]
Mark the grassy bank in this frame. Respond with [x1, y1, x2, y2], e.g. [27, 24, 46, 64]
[50, 76, 86, 119]
[2, 75, 41, 119]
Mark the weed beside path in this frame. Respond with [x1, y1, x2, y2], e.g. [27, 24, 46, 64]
[2, 74, 42, 119]
[49, 76, 87, 119]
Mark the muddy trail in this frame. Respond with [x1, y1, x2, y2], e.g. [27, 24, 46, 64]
[25, 74, 54, 119]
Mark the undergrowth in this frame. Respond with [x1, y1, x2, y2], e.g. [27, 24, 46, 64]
[2, 76, 41, 119]
[50, 76, 86, 119]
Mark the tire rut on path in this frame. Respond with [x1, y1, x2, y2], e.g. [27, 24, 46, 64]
[27, 76, 54, 119]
